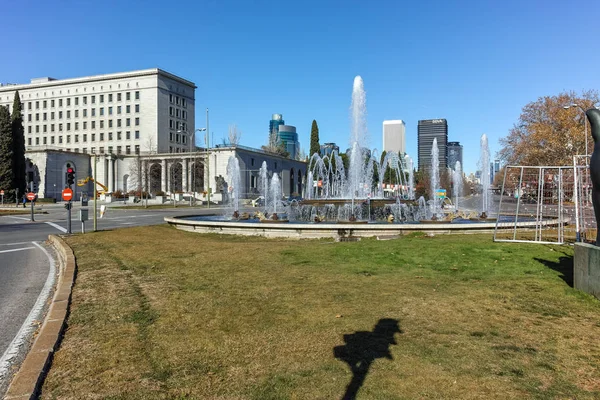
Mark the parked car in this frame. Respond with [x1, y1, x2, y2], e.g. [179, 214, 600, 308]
[252, 196, 265, 207]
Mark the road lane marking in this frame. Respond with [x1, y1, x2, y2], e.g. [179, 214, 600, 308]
[0, 242, 33, 246]
[0, 246, 36, 254]
[45, 221, 67, 233]
[120, 222, 134, 225]
[3, 216, 30, 221]
[0, 242, 56, 381]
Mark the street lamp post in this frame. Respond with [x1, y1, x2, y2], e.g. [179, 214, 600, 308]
[206, 108, 211, 209]
[178, 126, 207, 207]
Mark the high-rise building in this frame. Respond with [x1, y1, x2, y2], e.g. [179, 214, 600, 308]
[447, 141, 463, 170]
[417, 119, 448, 172]
[278, 124, 299, 159]
[267, 114, 299, 159]
[0, 68, 196, 155]
[382, 120, 406, 154]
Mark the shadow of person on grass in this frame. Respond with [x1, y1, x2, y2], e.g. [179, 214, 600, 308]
[333, 318, 402, 400]
[535, 253, 574, 287]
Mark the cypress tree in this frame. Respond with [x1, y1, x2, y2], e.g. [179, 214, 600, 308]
[309, 120, 320, 157]
[12, 91, 26, 197]
[0, 106, 15, 201]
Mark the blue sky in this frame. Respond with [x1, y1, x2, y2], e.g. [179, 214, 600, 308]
[3, 0, 599, 173]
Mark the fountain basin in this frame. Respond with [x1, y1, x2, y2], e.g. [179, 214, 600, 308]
[165, 215, 561, 240]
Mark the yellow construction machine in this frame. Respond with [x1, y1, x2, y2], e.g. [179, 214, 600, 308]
[77, 177, 109, 197]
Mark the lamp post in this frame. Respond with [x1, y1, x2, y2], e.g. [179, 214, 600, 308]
[206, 108, 211, 209]
[178, 127, 207, 206]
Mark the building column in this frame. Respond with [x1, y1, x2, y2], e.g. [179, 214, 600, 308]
[141, 160, 147, 193]
[108, 157, 114, 193]
[182, 158, 189, 192]
[161, 159, 167, 193]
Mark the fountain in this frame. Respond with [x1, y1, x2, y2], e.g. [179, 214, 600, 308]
[477, 134, 492, 220]
[165, 76, 548, 238]
[453, 161, 462, 212]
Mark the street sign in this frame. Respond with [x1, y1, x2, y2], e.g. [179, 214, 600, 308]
[0, 190, 4, 195]
[26, 192, 36, 201]
[62, 188, 74, 201]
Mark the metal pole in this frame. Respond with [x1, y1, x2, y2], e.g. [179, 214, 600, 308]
[30, 196, 34, 222]
[573, 156, 581, 242]
[93, 155, 98, 231]
[67, 202, 72, 234]
[206, 108, 211, 209]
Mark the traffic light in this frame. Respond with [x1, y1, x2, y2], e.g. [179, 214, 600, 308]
[67, 165, 75, 188]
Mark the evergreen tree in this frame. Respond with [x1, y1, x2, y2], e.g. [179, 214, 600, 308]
[0, 106, 15, 201]
[12, 91, 26, 197]
[309, 120, 320, 157]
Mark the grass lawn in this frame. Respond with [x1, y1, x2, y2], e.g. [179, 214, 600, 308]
[41, 226, 600, 399]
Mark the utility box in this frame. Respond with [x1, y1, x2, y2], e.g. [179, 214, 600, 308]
[79, 208, 89, 222]
[81, 193, 89, 206]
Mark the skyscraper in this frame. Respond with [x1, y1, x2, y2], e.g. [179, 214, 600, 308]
[382, 120, 406, 155]
[447, 141, 463, 170]
[268, 113, 299, 159]
[269, 114, 284, 145]
[418, 119, 448, 172]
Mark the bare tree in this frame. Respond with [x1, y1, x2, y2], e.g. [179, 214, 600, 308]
[228, 124, 242, 146]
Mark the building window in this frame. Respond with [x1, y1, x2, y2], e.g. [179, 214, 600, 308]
[91, 147, 95, 153]
[108, 146, 113, 154]
[28, 114, 32, 122]
[135, 91, 140, 100]
[108, 132, 113, 140]
[91, 121, 95, 129]
[74, 110, 79, 118]
[99, 94, 104, 103]
[182, 98, 186, 108]
[100, 147, 104, 154]
[126, 92, 130, 101]
[126, 131, 130, 139]
[43, 125, 47, 133]
[126, 105, 130, 113]
[28, 126, 32, 133]
[91, 95, 96, 104]
[28, 137, 32, 145]
[108, 106, 113, 115]
[83, 122, 87, 129]
[251, 158, 255, 166]
[182, 136, 187, 144]
[176, 133, 180, 143]
[109, 120, 113, 128]
[91, 108, 96, 117]
[92, 133, 96, 141]
[59, 99, 63, 107]
[28, 102, 32, 110]
[35, 137, 39, 145]
[59, 136, 63, 144]
[117, 131, 122, 140]
[117, 119, 121, 128]
[51, 136, 55, 144]
[58, 123, 63, 131]
[135, 118, 139, 126]
[117, 106, 121, 114]
[135, 131, 139, 139]
[100, 107, 104, 116]
[43, 100, 47, 108]
[169, 146, 173, 153]
[135, 145, 140, 154]
[66, 110, 70, 119]
[100, 132, 104, 141]
[59, 111, 63, 119]
[126, 118, 130, 127]
[36, 113, 39, 121]
[169, 94, 174, 103]
[43, 137, 47, 145]
[83, 96, 87, 105]
[83, 134, 87, 142]
[51, 124, 55, 132]
[51, 99, 55, 108]
[135, 104, 140, 113]
[36, 125, 39, 133]
[75, 122, 79, 130]
[83, 109, 87, 117]
[117, 93, 121, 101]
[82, 148, 87, 154]
[182, 110, 187, 120]
[51, 112, 55, 120]
[66, 98, 70, 106]
[176, 96, 180, 105]
[169, 107, 174, 116]
[176, 109, 180, 118]
[36, 101, 39, 109]
[169, 120, 173, 129]
[169, 132, 173, 141]
[126, 145, 131, 154]
[75, 97, 79, 106]
[66, 135, 71, 143]
[100, 121, 104, 129]
[117, 146, 122, 154]
[75, 135, 79, 142]
[108, 94, 113, 102]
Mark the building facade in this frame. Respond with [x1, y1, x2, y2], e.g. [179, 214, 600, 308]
[278, 125, 299, 159]
[0, 68, 196, 157]
[447, 141, 463, 170]
[417, 119, 448, 172]
[320, 142, 339, 157]
[382, 120, 406, 155]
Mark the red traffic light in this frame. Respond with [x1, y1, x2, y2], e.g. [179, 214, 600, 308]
[67, 167, 74, 174]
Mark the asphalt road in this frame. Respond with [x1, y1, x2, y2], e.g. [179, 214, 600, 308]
[0, 202, 217, 390]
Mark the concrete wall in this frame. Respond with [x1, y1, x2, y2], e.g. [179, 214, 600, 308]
[574, 243, 600, 299]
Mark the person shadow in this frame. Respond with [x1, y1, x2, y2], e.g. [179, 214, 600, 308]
[333, 318, 402, 400]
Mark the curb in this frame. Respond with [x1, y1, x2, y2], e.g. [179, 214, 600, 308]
[5, 235, 76, 399]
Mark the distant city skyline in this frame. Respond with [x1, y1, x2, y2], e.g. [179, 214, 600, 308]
[1, 1, 598, 174]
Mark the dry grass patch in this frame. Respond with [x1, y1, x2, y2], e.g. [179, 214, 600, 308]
[41, 226, 600, 399]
